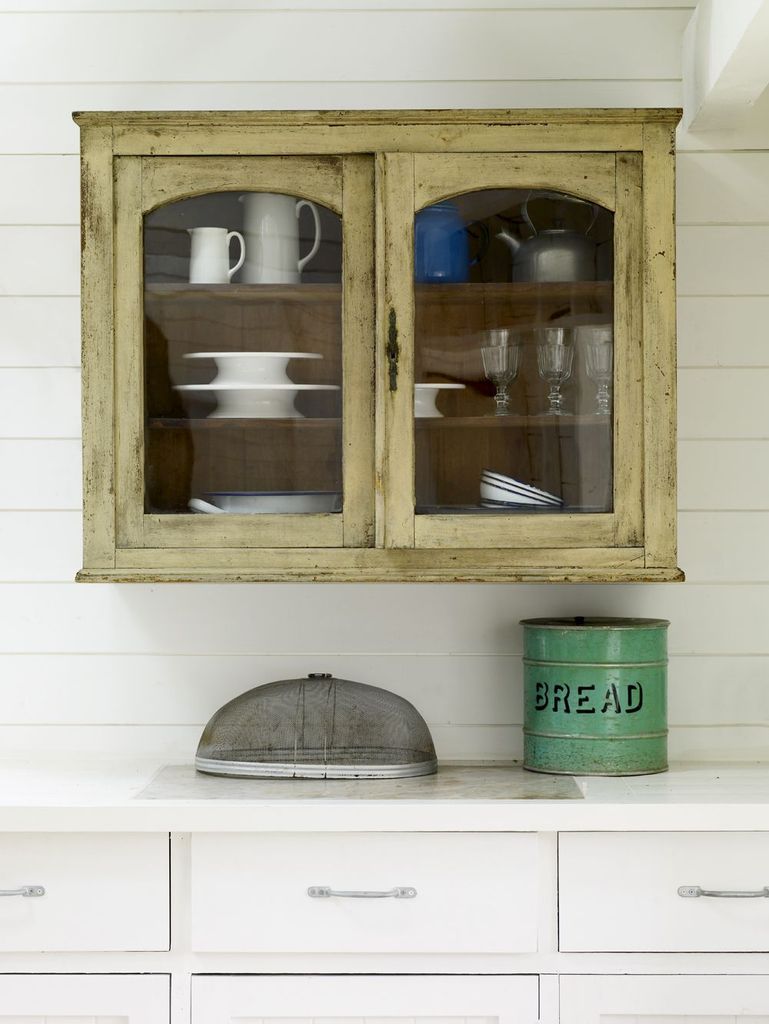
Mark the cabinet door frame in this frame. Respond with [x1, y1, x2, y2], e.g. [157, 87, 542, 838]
[379, 150, 643, 562]
[192, 974, 538, 1024]
[110, 152, 375, 556]
[0, 973, 169, 1020]
[561, 973, 769, 1021]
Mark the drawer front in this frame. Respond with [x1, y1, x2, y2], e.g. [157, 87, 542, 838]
[559, 831, 769, 952]
[0, 973, 169, 1021]
[191, 832, 539, 953]
[0, 833, 169, 951]
[192, 974, 539, 1024]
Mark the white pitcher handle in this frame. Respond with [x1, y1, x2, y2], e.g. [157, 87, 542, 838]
[296, 200, 321, 273]
[188, 497, 224, 515]
[226, 231, 246, 281]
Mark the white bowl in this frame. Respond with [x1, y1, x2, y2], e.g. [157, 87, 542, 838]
[174, 383, 339, 418]
[480, 479, 561, 507]
[184, 351, 322, 386]
[482, 469, 562, 505]
[414, 383, 465, 418]
[189, 492, 341, 514]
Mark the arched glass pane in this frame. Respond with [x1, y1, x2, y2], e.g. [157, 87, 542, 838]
[414, 187, 613, 516]
[143, 191, 342, 516]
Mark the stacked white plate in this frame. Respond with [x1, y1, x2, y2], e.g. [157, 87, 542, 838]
[174, 351, 339, 418]
[480, 469, 563, 509]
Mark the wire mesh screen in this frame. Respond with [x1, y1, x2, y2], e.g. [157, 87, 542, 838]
[195, 673, 438, 779]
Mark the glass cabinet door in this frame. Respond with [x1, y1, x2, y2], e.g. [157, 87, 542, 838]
[380, 152, 643, 560]
[113, 155, 374, 552]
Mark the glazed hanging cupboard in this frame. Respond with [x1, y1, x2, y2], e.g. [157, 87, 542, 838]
[75, 109, 682, 582]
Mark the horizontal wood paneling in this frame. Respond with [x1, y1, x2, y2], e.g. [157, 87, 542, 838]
[679, 512, 769, 581]
[2, 582, 769, 655]
[0, 368, 80, 437]
[0, 1, 764, 763]
[0, 11, 687, 83]
[677, 227, 769, 295]
[0, 440, 81, 509]
[0, 0, 697, 10]
[0, 511, 81, 580]
[0, 226, 78, 294]
[0, 156, 78, 223]
[0, 297, 80, 366]
[679, 440, 769, 509]
[678, 297, 769, 367]
[679, 369, 769, 438]
[678, 152, 769, 224]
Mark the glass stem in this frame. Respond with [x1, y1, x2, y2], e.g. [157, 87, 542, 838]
[494, 384, 509, 416]
[548, 383, 563, 415]
[596, 383, 611, 416]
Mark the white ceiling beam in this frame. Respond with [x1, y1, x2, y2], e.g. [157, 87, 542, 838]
[683, 0, 769, 130]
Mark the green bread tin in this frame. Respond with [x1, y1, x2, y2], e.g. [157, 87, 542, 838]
[521, 617, 669, 776]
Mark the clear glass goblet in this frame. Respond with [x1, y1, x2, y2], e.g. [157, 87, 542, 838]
[482, 342, 520, 416]
[537, 327, 574, 416]
[585, 337, 613, 415]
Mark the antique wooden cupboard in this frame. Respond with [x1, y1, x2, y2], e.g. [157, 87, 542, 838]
[75, 109, 683, 582]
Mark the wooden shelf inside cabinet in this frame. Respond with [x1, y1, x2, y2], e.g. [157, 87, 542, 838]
[148, 417, 341, 430]
[415, 281, 613, 306]
[144, 283, 342, 303]
[416, 414, 611, 429]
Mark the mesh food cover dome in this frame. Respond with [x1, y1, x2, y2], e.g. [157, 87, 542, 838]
[195, 673, 438, 779]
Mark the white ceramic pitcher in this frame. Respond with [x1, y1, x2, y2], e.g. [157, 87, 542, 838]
[238, 193, 321, 284]
[187, 227, 245, 284]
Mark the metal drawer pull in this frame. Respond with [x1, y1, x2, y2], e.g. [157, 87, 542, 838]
[678, 885, 769, 899]
[308, 886, 416, 899]
[0, 886, 45, 898]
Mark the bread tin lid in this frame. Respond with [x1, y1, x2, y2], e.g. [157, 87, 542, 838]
[520, 616, 670, 629]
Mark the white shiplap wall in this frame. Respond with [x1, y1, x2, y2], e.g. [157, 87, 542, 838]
[3, 0, 768, 764]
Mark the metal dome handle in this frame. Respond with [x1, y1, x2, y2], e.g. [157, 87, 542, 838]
[522, 190, 599, 237]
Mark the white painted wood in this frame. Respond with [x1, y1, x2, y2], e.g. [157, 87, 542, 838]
[0, 832, 168, 950]
[190, 832, 538, 953]
[678, 297, 769, 366]
[0, 156, 78, 224]
[679, 440, 769, 509]
[0, 11, 686, 83]
[0, 369, 80, 438]
[6, 581, 769, 655]
[0, 440, 81, 509]
[0, 0, 697, 10]
[561, 973, 769, 1021]
[683, 0, 769, 129]
[0, 227, 78, 295]
[677, 227, 769, 295]
[678, 152, 769, 225]
[191, 974, 538, 1024]
[560, 832, 769, 952]
[0, 973, 168, 1020]
[0, 511, 81, 580]
[679, 512, 769, 580]
[0, 297, 80, 367]
[679, 369, 769, 438]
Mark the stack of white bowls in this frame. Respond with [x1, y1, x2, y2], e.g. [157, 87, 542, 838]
[480, 469, 563, 509]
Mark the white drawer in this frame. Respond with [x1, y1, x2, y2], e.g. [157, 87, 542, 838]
[192, 974, 539, 1024]
[0, 832, 169, 951]
[191, 832, 539, 953]
[559, 831, 769, 952]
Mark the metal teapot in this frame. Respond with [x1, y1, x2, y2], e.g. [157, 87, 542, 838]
[496, 193, 598, 283]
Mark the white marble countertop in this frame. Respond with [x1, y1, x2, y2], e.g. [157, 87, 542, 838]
[0, 758, 767, 831]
